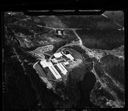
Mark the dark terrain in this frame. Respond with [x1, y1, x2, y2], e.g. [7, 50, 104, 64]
[3, 11, 125, 110]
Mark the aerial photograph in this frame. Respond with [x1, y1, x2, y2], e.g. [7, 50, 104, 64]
[2, 10, 125, 110]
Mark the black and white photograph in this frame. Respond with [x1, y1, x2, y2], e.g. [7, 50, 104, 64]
[2, 10, 125, 110]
